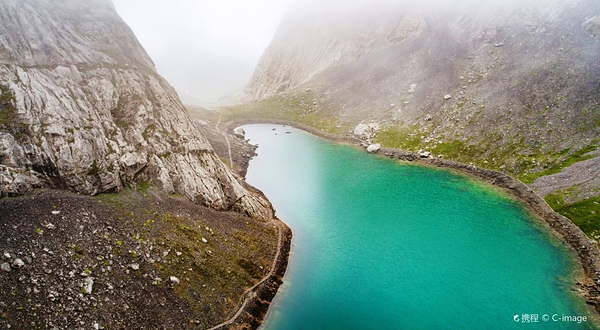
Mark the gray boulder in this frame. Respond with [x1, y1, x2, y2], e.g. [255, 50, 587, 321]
[353, 124, 371, 137]
[233, 127, 246, 139]
[367, 144, 382, 153]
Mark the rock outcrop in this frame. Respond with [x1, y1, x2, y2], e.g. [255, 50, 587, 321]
[352, 123, 380, 140]
[233, 127, 246, 139]
[0, 0, 270, 219]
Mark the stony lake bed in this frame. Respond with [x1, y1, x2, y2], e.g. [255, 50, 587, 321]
[242, 124, 600, 330]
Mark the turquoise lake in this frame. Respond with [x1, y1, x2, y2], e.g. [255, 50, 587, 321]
[242, 124, 598, 330]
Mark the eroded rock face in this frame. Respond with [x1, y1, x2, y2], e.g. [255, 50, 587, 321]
[0, 0, 270, 219]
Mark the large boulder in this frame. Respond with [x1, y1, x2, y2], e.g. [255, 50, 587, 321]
[353, 122, 381, 139]
[367, 144, 381, 153]
[353, 123, 371, 137]
[233, 127, 246, 139]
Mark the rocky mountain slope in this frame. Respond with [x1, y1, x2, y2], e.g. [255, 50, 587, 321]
[0, 0, 270, 219]
[243, 0, 599, 181]
[0, 188, 280, 329]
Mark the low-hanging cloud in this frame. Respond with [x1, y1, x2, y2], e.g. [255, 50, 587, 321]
[112, 0, 585, 106]
[112, 0, 292, 106]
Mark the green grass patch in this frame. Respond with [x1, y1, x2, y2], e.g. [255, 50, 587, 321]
[375, 126, 491, 166]
[223, 92, 347, 135]
[520, 143, 598, 183]
[545, 193, 600, 237]
[235, 258, 262, 279]
[0, 85, 17, 125]
[87, 160, 99, 176]
[0, 85, 28, 137]
[136, 181, 150, 194]
[375, 126, 423, 150]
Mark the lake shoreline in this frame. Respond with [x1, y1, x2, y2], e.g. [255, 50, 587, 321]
[227, 118, 600, 318]
[208, 181, 293, 329]
[226, 218, 292, 329]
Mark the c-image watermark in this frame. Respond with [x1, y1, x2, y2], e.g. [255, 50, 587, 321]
[513, 313, 588, 324]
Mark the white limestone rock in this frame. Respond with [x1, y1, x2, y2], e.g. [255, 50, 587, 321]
[367, 144, 382, 153]
[0, 0, 271, 219]
[353, 124, 371, 137]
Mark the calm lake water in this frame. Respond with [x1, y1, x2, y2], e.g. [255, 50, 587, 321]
[243, 124, 597, 330]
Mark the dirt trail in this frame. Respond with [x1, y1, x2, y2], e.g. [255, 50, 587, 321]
[205, 219, 284, 330]
[215, 113, 234, 169]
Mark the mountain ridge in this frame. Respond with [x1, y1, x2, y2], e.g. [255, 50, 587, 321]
[0, 0, 270, 219]
[242, 0, 599, 186]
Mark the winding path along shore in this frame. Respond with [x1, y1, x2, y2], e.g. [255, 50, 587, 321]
[204, 117, 600, 330]
[214, 113, 234, 169]
[204, 184, 292, 329]
[223, 118, 600, 319]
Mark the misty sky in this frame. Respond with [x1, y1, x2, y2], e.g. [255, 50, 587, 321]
[112, 0, 292, 106]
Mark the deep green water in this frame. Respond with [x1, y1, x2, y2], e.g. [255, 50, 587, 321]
[243, 124, 597, 330]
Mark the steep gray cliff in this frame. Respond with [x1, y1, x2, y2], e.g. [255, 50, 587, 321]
[0, 0, 270, 219]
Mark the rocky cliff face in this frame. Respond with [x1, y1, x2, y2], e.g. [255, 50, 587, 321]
[0, 0, 270, 219]
[244, 1, 427, 101]
[244, 0, 599, 179]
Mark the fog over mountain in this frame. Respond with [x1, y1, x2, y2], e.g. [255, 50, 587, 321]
[112, 0, 292, 106]
[240, 0, 599, 204]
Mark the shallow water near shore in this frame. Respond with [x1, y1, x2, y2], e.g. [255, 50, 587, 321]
[243, 124, 597, 330]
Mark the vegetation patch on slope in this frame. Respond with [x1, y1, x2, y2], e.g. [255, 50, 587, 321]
[223, 91, 347, 135]
[0, 188, 277, 329]
[520, 143, 599, 184]
[226, 91, 599, 243]
[545, 192, 600, 239]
